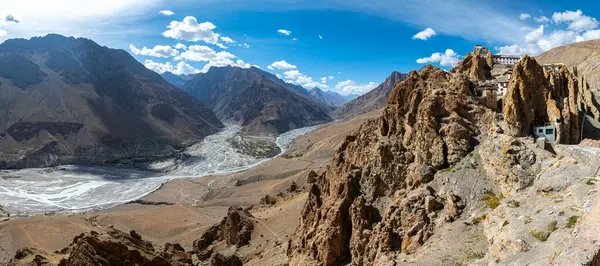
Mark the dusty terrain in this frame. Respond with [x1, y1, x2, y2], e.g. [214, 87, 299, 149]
[0, 109, 380, 265]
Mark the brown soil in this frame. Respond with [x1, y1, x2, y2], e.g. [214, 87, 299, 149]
[0, 109, 381, 265]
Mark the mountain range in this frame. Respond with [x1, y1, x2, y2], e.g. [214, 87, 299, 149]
[0, 34, 223, 168]
[182, 66, 333, 134]
[331, 71, 407, 119]
[308, 87, 357, 107]
[160, 72, 195, 88]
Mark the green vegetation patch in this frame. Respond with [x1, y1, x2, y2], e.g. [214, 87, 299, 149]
[481, 190, 503, 210]
[528, 227, 550, 242]
[566, 215, 578, 228]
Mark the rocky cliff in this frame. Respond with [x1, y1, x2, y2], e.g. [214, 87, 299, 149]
[536, 39, 600, 90]
[331, 71, 407, 120]
[451, 52, 492, 81]
[287, 63, 497, 265]
[287, 52, 600, 265]
[502, 56, 599, 144]
[0, 34, 223, 169]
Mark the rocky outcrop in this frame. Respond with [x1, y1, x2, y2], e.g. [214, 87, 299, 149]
[502, 56, 598, 144]
[452, 52, 492, 81]
[193, 207, 255, 252]
[8, 230, 191, 266]
[287, 64, 497, 265]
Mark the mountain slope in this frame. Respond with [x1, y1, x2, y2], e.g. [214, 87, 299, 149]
[309, 88, 352, 107]
[0, 34, 223, 169]
[160, 72, 195, 88]
[183, 66, 332, 134]
[331, 71, 407, 119]
[536, 40, 600, 90]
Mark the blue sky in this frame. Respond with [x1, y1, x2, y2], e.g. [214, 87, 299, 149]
[1, 0, 600, 95]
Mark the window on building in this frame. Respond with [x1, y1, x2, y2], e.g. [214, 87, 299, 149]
[538, 129, 543, 133]
[545, 128, 554, 135]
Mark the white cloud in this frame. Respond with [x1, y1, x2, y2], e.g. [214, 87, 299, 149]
[129, 44, 179, 58]
[416, 49, 460, 67]
[175, 45, 235, 62]
[174, 43, 187, 50]
[220, 36, 235, 44]
[335, 80, 378, 94]
[412, 27, 436, 40]
[170, 44, 251, 73]
[276, 74, 283, 79]
[318, 35, 323, 39]
[498, 30, 583, 56]
[583, 30, 600, 40]
[320, 77, 327, 83]
[159, 10, 174, 16]
[278, 29, 292, 35]
[519, 13, 531, 21]
[215, 43, 228, 49]
[0, 29, 7, 40]
[552, 10, 599, 32]
[240, 43, 251, 48]
[303, 82, 329, 89]
[534, 16, 550, 23]
[252, 64, 261, 69]
[284, 69, 313, 84]
[524, 25, 544, 44]
[144, 60, 200, 75]
[328, 76, 334, 80]
[292, 37, 297, 41]
[337, 72, 342, 74]
[163, 16, 220, 44]
[268, 60, 297, 70]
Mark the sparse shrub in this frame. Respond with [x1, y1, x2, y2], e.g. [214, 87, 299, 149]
[548, 220, 558, 232]
[558, 211, 565, 216]
[523, 216, 533, 224]
[472, 214, 487, 224]
[481, 190, 503, 209]
[585, 179, 596, 185]
[464, 249, 486, 260]
[509, 200, 520, 208]
[566, 216, 578, 228]
[528, 228, 550, 242]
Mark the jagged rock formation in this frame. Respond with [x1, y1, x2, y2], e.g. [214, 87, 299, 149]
[7, 229, 191, 266]
[193, 207, 255, 252]
[287, 63, 497, 265]
[183, 66, 332, 134]
[502, 56, 599, 144]
[0, 34, 223, 169]
[332, 71, 407, 120]
[451, 52, 492, 81]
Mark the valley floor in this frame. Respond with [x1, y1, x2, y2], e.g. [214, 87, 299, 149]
[0, 110, 380, 265]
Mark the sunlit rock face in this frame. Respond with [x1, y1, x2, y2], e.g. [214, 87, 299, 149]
[287, 62, 498, 265]
[503, 56, 598, 144]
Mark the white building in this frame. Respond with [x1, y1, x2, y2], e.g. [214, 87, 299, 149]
[542, 63, 564, 72]
[493, 55, 521, 65]
[494, 75, 510, 97]
[533, 124, 556, 142]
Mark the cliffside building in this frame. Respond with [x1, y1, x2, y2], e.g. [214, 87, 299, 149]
[474, 44, 490, 56]
[533, 123, 557, 142]
[493, 55, 521, 65]
[542, 63, 565, 72]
